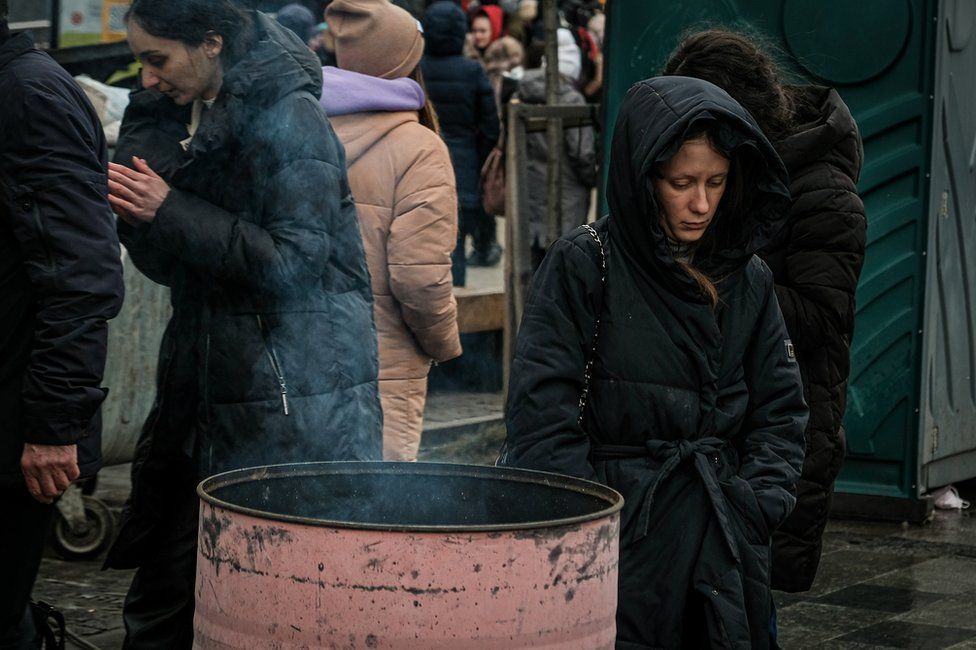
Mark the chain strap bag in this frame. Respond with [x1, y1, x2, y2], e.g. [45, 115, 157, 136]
[496, 224, 607, 466]
[576, 223, 607, 428]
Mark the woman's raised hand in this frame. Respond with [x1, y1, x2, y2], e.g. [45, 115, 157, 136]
[108, 157, 170, 224]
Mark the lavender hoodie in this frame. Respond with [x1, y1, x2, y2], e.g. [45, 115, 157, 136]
[320, 66, 426, 116]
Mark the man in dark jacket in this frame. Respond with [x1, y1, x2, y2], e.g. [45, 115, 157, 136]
[421, 0, 501, 284]
[0, 4, 125, 646]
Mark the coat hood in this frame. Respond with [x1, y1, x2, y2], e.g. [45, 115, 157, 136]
[155, 11, 323, 162]
[221, 11, 323, 107]
[320, 66, 425, 116]
[422, 1, 467, 56]
[472, 5, 505, 43]
[330, 110, 418, 165]
[607, 76, 791, 302]
[777, 86, 862, 183]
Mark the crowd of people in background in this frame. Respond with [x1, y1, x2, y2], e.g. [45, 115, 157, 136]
[276, 0, 603, 280]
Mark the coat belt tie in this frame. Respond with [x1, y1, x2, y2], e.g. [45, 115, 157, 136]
[591, 437, 740, 560]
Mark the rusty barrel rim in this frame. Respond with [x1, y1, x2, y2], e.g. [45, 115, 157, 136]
[197, 461, 623, 533]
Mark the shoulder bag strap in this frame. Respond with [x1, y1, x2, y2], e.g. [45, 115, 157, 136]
[578, 223, 607, 426]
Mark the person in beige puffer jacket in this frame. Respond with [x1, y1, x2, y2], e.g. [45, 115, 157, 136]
[324, 0, 461, 461]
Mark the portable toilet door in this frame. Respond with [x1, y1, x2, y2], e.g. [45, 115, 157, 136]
[918, 0, 976, 494]
[601, 0, 947, 520]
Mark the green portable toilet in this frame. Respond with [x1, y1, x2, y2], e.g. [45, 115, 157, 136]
[601, 0, 976, 520]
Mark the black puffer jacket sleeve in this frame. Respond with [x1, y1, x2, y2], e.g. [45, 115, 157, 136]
[113, 92, 181, 287]
[117, 220, 176, 287]
[772, 179, 866, 350]
[6, 84, 124, 444]
[504, 235, 603, 480]
[736, 263, 808, 531]
[143, 157, 339, 295]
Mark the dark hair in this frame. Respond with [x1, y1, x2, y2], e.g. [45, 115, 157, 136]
[652, 123, 757, 307]
[126, 0, 254, 64]
[663, 28, 798, 142]
[408, 66, 441, 135]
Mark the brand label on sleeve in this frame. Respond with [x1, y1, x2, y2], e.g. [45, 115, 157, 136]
[785, 340, 796, 363]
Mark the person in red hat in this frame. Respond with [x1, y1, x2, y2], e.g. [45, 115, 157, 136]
[466, 4, 504, 63]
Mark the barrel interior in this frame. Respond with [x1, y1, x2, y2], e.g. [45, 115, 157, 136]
[204, 464, 618, 528]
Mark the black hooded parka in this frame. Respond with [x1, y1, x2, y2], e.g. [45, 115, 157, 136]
[504, 77, 808, 649]
[767, 86, 866, 592]
[104, 13, 382, 569]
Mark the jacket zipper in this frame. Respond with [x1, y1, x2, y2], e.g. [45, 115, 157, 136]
[256, 315, 289, 416]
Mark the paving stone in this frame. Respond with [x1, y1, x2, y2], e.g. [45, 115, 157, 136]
[892, 511, 976, 550]
[815, 640, 888, 650]
[945, 641, 976, 650]
[806, 549, 929, 597]
[867, 557, 976, 595]
[814, 584, 945, 614]
[894, 593, 976, 631]
[776, 623, 841, 648]
[776, 601, 892, 638]
[835, 620, 976, 649]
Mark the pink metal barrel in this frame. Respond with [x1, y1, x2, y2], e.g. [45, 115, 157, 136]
[194, 462, 622, 649]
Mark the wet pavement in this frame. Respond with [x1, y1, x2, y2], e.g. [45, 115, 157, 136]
[29, 396, 976, 649]
[773, 492, 976, 649]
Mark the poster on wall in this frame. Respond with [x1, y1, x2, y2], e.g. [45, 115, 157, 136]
[58, 0, 130, 48]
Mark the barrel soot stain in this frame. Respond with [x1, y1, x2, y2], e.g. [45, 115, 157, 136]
[200, 506, 233, 575]
[548, 544, 564, 565]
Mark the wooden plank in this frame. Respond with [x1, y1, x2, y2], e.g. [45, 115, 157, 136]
[455, 289, 505, 333]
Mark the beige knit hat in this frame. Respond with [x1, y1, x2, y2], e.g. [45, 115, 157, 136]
[326, 0, 425, 80]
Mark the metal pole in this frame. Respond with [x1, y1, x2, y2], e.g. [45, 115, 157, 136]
[51, 0, 61, 49]
[543, 0, 563, 248]
[503, 103, 519, 400]
[503, 103, 533, 400]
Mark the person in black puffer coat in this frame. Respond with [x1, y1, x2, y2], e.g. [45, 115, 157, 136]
[503, 76, 807, 649]
[421, 0, 501, 284]
[665, 29, 868, 598]
[101, 1, 382, 646]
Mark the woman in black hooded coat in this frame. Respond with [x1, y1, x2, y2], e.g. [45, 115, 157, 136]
[102, 1, 381, 645]
[503, 76, 808, 648]
[664, 29, 868, 596]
